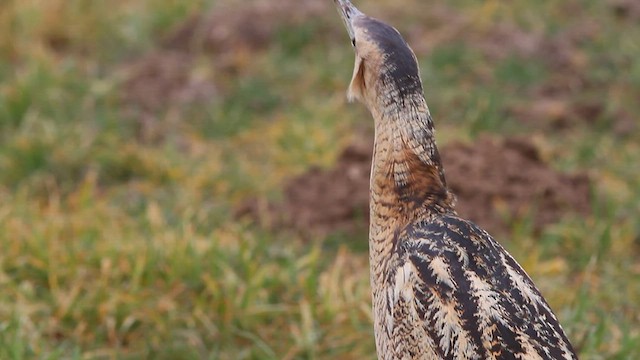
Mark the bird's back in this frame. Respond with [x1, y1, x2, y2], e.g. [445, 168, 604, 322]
[376, 213, 577, 360]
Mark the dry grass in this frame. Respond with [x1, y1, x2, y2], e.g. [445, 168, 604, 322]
[1, 0, 639, 358]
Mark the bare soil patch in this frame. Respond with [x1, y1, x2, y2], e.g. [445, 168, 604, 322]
[443, 136, 590, 235]
[239, 135, 590, 237]
[123, 0, 332, 110]
[121, 51, 216, 113]
[119, 0, 332, 140]
[237, 137, 372, 237]
[609, 0, 640, 21]
[163, 0, 330, 55]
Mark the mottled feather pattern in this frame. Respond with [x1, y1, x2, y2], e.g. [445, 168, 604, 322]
[380, 215, 577, 359]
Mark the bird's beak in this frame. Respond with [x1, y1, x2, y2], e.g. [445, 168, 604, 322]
[334, 0, 363, 45]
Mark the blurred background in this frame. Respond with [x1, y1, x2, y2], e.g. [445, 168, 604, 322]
[0, 0, 639, 358]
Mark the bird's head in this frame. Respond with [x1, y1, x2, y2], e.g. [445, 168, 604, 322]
[334, 0, 423, 109]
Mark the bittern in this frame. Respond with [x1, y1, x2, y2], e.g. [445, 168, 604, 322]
[333, 1, 578, 359]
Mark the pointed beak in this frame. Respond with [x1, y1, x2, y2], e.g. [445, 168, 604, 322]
[334, 0, 363, 45]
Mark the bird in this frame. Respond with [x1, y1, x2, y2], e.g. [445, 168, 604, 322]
[333, 1, 578, 359]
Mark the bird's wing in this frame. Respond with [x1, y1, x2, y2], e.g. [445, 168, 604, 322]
[388, 214, 577, 359]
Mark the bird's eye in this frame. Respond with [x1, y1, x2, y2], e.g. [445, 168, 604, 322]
[352, 38, 356, 47]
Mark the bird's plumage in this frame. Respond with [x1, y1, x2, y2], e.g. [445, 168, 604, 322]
[334, 0, 578, 359]
[381, 214, 576, 359]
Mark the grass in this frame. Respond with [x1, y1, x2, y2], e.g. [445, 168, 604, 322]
[1, 0, 639, 358]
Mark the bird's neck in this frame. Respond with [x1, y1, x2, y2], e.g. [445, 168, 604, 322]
[366, 92, 454, 348]
[368, 92, 454, 262]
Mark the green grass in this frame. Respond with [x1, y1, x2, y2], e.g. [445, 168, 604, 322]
[1, 0, 639, 358]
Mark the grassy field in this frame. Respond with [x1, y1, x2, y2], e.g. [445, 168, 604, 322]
[1, 0, 639, 359]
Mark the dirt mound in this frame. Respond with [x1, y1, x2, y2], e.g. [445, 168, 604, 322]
[238, 135, 590, 237]
[237, 138, 372, 237]
[121, 51, 217, 113]
[442, 137, 591, 235]
[609, 0, 640, 21]
[120, 0, 332, 139]
[163, 0, 330, 55]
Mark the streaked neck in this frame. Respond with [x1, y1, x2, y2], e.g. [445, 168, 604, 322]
[369, 92, 454, 224]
